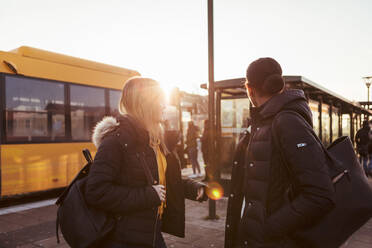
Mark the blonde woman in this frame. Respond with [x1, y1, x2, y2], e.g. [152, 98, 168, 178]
[85, 77, 206, 248]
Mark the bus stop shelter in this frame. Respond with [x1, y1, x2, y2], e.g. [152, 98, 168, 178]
[201, 75, 372, 193]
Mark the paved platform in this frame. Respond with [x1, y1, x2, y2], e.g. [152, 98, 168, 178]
[0, 196, 371, 248]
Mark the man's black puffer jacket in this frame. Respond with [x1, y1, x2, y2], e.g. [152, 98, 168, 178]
[225, 89, 335, 248]
[85, 115, 203, 247]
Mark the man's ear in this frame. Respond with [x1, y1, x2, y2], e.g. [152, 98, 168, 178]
[247, 86, 259, 107]
[247, 86, 254, 98]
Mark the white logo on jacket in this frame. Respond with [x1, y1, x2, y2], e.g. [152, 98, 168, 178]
[297, 143, 307, 148]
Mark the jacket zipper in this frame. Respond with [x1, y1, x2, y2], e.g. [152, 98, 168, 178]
[152, 210, 159, 247]
[246, 125, 257, 161]
[139, 151, 159, 248]
[239, 127, 256, 218]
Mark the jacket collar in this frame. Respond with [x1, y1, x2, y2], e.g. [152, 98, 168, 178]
[251, 89, 307, 122]
[117, 114, 150, 147]
[92, 114, 150, 148]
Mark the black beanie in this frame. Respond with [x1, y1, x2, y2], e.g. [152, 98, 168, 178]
[246, 57, 285, 96]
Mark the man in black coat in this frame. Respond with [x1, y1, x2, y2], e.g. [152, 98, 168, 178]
[225, 58, 335, 248]
[356, 120, 370, 177]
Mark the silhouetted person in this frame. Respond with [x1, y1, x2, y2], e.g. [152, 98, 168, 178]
[368, 119, 372, 176]
[367, 120, 372, 177]
[356, 120, 370, 177]
[186, 121, 201, 177]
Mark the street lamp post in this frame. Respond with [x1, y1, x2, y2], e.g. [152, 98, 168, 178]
[207, 0, 217, 220]
[363, 76, 372, 112]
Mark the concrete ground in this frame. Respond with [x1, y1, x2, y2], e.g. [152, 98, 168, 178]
[0, 196, 371, 248]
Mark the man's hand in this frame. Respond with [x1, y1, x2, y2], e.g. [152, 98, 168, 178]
[196, 186, 204, 201]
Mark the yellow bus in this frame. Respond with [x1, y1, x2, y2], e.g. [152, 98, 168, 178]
[0, 46, 140, 197]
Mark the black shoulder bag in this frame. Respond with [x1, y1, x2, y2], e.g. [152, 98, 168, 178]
[272, 110, 372, 248]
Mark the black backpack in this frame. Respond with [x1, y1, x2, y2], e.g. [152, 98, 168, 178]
[55, 149, 116, 248]
[273, 110, 372, 248]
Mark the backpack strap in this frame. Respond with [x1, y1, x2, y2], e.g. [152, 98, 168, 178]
[55, 151, 92, 206]
[83, 149, 93, 163]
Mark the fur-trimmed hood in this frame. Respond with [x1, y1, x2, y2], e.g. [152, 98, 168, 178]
[92, 116, 120, 148]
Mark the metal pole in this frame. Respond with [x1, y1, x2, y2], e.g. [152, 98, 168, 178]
[367, 85, 370, 111]
[216, 90, 222, 178]
[350, 110, 354, 144]
[329, 102, 333, 143]
[338, 105, 342, 137]
[363, 76, 372, 114]
[207, 0, 217, 219]
[177, 89, 185, 159]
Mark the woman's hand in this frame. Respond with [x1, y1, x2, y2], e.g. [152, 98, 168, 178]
[152, 185, 166, 202]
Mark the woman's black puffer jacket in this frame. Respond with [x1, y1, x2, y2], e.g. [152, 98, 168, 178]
[85, 115, 204, 247]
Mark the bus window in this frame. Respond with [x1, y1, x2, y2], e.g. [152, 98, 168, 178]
[109, 90, 121, 117]
[70, 85, 105, 141]
[5, 75, 65, 142]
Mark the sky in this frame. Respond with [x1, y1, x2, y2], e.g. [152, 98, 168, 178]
[1, 0, 372, 101]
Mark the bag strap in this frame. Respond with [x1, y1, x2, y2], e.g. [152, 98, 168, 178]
[83, 149, 93, 163]
[271, 110, 345, 183]
[55, 150, 92, 206]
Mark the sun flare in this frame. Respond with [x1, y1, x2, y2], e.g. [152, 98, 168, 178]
[159, 81, 175, 104]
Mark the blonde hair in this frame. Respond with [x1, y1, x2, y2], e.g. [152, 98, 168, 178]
[119, 76, 168, 153]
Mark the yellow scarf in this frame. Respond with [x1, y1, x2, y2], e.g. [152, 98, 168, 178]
[153, 144, 167, 217]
